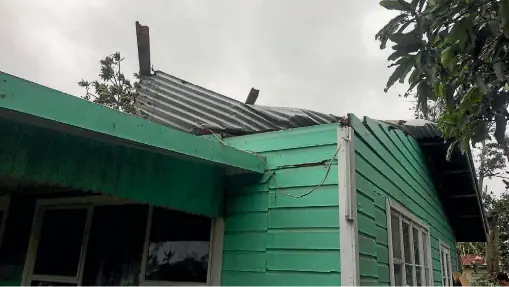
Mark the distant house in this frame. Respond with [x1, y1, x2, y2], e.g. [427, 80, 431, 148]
[0, 23, 487, 287]
[461, 254, 488, 282]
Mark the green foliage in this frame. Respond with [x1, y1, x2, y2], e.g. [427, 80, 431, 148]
[463, 190, 509, 273]
[413, 98, 444, 121]
[481, 141, 507, 177]
[483, 188, 498, 211]
[78, 52, 140, 115]
[471, 273, 500, 286]
[376, 0, 509, 154]
[458, 241, 486, 256]
[493, 191, 509, 272]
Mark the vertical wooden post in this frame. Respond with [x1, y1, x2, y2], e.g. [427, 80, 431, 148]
[244, 88, 259, 105]
[136, 21, 151, 76]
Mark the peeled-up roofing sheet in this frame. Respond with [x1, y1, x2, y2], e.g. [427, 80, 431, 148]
[136, 71, 340, 135]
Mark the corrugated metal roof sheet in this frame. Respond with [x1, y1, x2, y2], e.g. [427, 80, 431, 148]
[136, 70, 445, 142]
[136, 71, 340, 135]
[379, 119, 442, 140]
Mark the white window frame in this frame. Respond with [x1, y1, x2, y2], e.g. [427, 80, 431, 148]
[21, 195, 224, 286]
[440, 241, 454, 286]
[138, 205, 224, 286]
[386, 200, 433, 286]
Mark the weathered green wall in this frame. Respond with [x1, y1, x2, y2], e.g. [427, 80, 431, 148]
[222, 124, 341, 286]
[350, 115, 458, 286]
[0, 118, 224, 217]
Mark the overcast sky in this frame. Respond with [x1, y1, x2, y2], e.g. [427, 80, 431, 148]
[0, 0, 503, 195]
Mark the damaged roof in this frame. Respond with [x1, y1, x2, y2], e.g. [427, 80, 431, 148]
[136, 71, 340, 136]
[135, 72, 441, 142]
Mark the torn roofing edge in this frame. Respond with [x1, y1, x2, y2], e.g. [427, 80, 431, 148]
[135, 71, 340, 136]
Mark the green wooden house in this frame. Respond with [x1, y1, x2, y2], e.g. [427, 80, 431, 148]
[0, 68, 486, 286]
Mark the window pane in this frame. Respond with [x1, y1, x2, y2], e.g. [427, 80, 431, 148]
[394, 263, 403, 286]
[416, 266, 423, 286]
[391, 214, 402, 259]
[441, 247, 451, 286]
[405, 264, 414, 286]
[33, 209, 87, 276]
[145, 207, 211, 283]
[422, 231, 429, 266]
[425, 267, 430, 285]
[82, 205, 148, 286]
[402, 221, 412, 263]
[445, 253, 451, 285]
[441, 250, 446, 276]
[413, 227, 421, 265]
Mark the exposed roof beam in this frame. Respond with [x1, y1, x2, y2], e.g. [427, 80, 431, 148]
[448, 194, 477, 199]
[136, 21, 151, 76]
[245, 88, 259, 105]
[0, 71, 265, 174]
[443, 169, 470, 174]
[420, 141, 445, 146]
[455, 215, 481, 218]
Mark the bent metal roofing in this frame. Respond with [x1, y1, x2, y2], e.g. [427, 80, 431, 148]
[136, 70, 340, 136]
[137, 70, 441, 141]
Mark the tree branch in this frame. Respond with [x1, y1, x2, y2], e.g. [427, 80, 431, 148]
[117, 56, 123, 111]
[488, 174, 509, 180]
[84, 85, 98, 100]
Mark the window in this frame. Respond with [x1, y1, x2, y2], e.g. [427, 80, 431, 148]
[22, 196, 221, 286]
[440, 242, 453, 286]
[33, 208, 88, 277]
[140, 206, 213, 285]
[28, 207, 90, 286]
[387, 201, 432, 286]
[82, 205, 148, 285]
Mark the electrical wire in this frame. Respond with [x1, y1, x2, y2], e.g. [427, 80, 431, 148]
[203, 127, 343, 198]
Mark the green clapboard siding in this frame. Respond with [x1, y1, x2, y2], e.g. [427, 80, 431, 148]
[0, 118, 224, 217]
[223, 124, 341, 286]
[350, 115, 458, 286]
